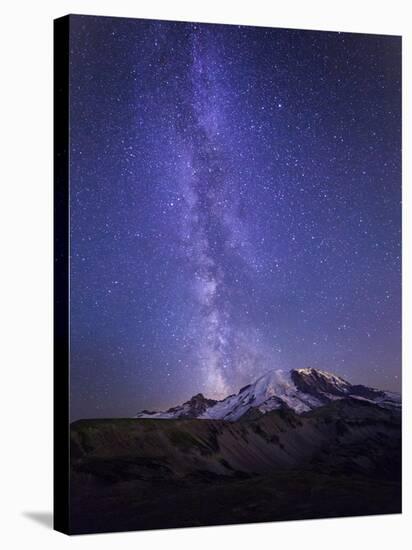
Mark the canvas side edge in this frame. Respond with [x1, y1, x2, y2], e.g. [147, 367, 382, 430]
[53, 14, 70, 536]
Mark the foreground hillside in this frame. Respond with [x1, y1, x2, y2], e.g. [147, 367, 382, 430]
[70, 398, 401, 534]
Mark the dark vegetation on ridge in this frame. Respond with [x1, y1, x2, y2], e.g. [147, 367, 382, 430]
[70, 398, 401, 534]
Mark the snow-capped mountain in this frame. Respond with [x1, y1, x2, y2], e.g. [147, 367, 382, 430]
[136, 393, 218, 420]
[135, 367, 400, 421]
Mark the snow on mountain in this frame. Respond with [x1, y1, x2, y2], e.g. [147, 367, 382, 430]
[135, 367, 400, 421]
[200, 369, 324, 420]
[135, 393, 217, 420]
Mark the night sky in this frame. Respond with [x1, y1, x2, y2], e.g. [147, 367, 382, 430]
[69, 15, 401, 421]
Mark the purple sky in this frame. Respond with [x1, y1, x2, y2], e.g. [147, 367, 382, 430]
[68, 16, 401, 420]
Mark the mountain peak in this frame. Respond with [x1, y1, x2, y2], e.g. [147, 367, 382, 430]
[187, 393, 206, 401]
[135, 367, 400, 421]
[293, 366, 348, 382]
[291, 367, 351, 398]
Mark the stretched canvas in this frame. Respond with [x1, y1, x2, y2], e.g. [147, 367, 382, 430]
[54, 14, 402, 535]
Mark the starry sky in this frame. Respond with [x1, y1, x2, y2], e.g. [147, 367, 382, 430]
[69, 15, 401, 421]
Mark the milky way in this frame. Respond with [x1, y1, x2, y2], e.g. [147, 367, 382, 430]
[69, 16, 401, 420]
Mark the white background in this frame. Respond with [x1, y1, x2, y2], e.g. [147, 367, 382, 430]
[0, 0, 410, 547]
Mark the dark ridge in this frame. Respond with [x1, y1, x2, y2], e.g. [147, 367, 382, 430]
[291, 368, 348, 398]
[350, 385, 386, 400]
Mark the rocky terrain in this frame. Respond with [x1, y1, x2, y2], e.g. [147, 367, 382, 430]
[70, 371, 401, 534]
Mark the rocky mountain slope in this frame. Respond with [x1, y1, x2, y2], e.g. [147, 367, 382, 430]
[73, 398, 401, 481]
[70, 397, 401, 533]
[69, 367, 401, 533]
